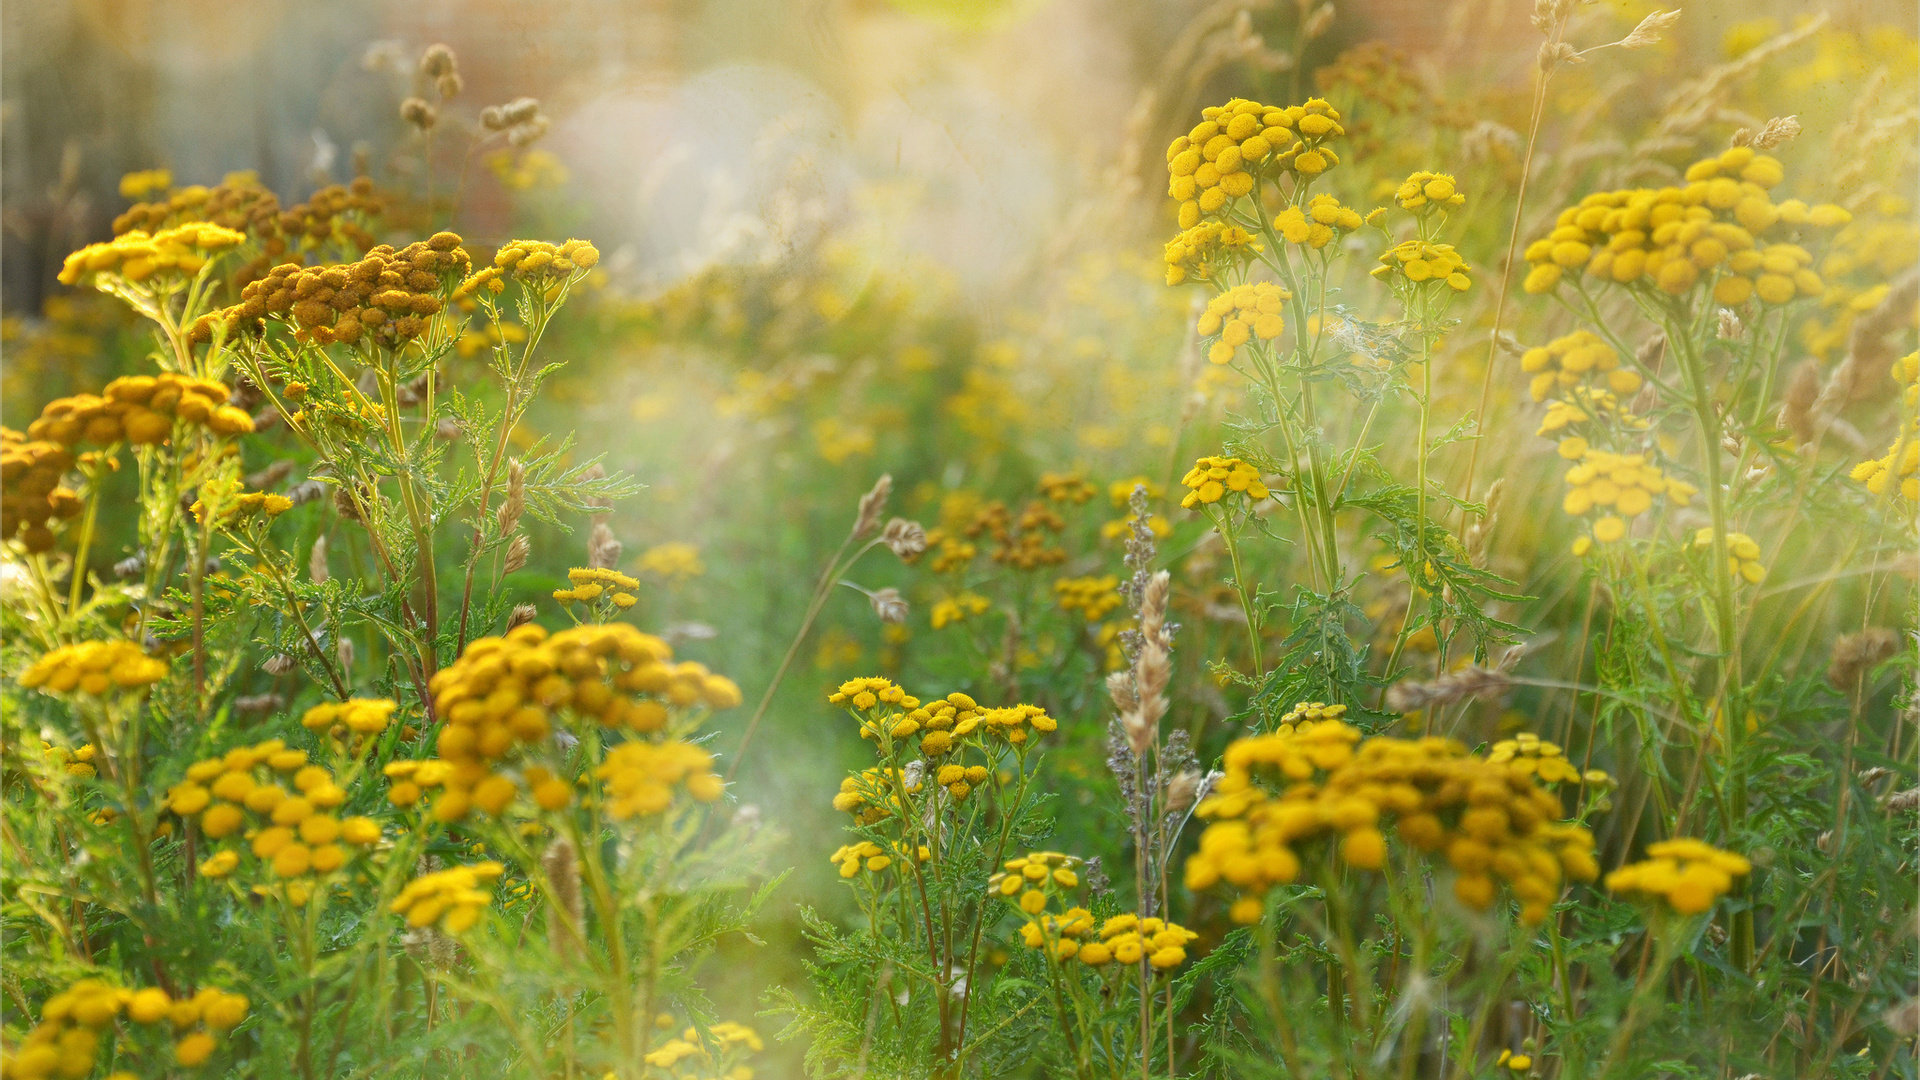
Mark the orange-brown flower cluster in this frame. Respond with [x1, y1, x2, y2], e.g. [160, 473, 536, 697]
[217, 233, 470, 348]
[1186, 720, 1599, 924]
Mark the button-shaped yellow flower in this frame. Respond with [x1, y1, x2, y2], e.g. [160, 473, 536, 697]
[1180, 455, 1270, 507]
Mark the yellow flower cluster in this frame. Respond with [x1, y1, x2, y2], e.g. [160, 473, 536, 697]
[829, 675, 919, 713]
[595, 740, 724, 819]
[41, 741, 97, 778]
[220, 234, 469, 349]
[1084, 913, 1199, 970]
[0, 429, 80, 552]
[188, 479, 293, 526]
[1165, 98, 1345, 229]
[119, 168, 172, 199]
[1395, 171, 1466, 212]
[990, 850, 1082, 915]
[1181, 455, 1270, 507]
[4, 979, 248, 1078]
[638, 541, 705, 580]
[1850, 352, 1918, 502]
[300, 697, 397, 737]
[642, 1020, 763, 1075]
[1522, 148, 1850, 298]
[1187, 721, 1599, 924]
[1162, 220, 1260, 285]
[164, 740, 376, 881]
[1690, 529, 1767, 584]
[831, 766, 913, 825]
[493, 238, 601, 281]
[57, 223, 246, 286]
[931, 592, 991, 629]
[1536, 388, 1648, 460]
[829, 839, 928, 878]
[1198, 282, 1289, 364]
[29, 373, 253, 451]
[1560, 449, 1697, 550]
[1054, 575, 1122, 621]
[553, 566, 640, 608]
[1372, 239, 1471, 291]
[1276, 701, 1347, 733]
[1038, 472, 1096, 504]
[423, 622, 738, 820]
[1275, 193, 1364, 249]
[391, 861, 505, 933]
[933, 762, 992, 800]
[982, 703, 1058, 745]
[1486, 733, 1594, 785]
[1519, 330, 1644, 403]
[20, 641, 169, 696]
[1605, 838, 1750, 914]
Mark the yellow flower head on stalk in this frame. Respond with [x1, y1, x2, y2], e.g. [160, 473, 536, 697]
[989, 850, 1083, 920]
[7, 978, 248, 1078]
[1521, 147, 1849, 299]
[299, 697, 398, 738]
[982, 703, 1058, 746]
[1274, 193, 1364, 249]
[119, 168, 172, 199]
[1519, 330, 1644, 403]
[1082, 912, 1200, 970]
[20, 641, 169, 697]
[553, 566, 640, 609]
[1054, 575, 1122, 621]
[390, 860, 505, 933]
[1486, 732, 1588, 785]
[425, 622, 739, 822]
[493, 238, 600, 282]
[189, 480, 293, 526]
[25, 373, 253, 450]
[930, 592, 991, 629]
[1394, 170, 1466, 213]
[41, 741, 98, 778]
[1606, 838, 1751, 914]
[1372, 239, 1472, 292]
[596, 740, 725, 818]
[164, 739, 378, 881]
[0, 429, 81, 552]
[1038, 472, 1097, 504]
[1536, 387, 1650, 460]
[829, 839, 928, 878]
[832, 765, 921, 824]
[829, 675, 919, 714]
[1197, 281, 1290, 365]
[1166, 98, 1344, 229]
[1181, 455, 1270, 507]
[637, 541, 705, 581]
[1690, 528, 1768, 585]
[1850, 351, 1919, 502]
[1163, 220, 1261, 285]
[933, 761, 992, 800]
[1560, 448, 1698, 553]
[57, 223, 245, 287]
[1186, 719, 1599, 924]
[1276, 700, 1347, 734]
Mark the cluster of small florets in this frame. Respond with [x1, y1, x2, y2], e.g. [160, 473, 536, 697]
[20, 640, 169, 697]
[0, 429, 81, 552]
[493, 238, 600, 281]
[1561, 449, 1698, 551]
[1198, 282, 1289, 364]
[1081, 913, 1199, 970]
[40, 741, 97, 778]
[115, 174, 384, 277]
[831, 766, 914, 825]
[933, 762, 993, 800]
[1187, 721, 1599, 924]
[553, 566, 640, 609]
[1276, 701, 1347, 733]
[1162, 220, 1261, 285]
[829, 676, 919, 713]
[1486, 733, 1597, 785]
[1054, 575, 1123, 621]
[829, 839, 928, 878]
[1535, 387, 1650, 461]
[990, 851, 1082, 915]
[1166, 98, 1345, 229]
[642, 1019, 764, 1075]
[930, 592, 991, 630]
[1037, 472, 1095, 505]
[1850, 352, 1918, 502]
[1275, 193, 1364, 248]
[1395, 171, 1466, 212]
[1181, 455, 1270, 508]
[424, 622, 740, 821]
[637, 541, 706, 581]
[57, 223, 246, 287]
[220, 233, 470, 348]
[1522, 148, 1850, 300]
[982, 703, 1059, 746]
[1519, 330, 1644, 403]
[165, 741, 376, 883]
[1690, 528, 1768, 585]
[596, 740, 725, 819]
[29, 374, 253, 452]
[3, 978, 249, 1077]
[1372, 239, 1471, 291]
[874, 691, 982, 746]
[299, 697, 398, 738]
[391, 861, 505, 934]
[188, 478, 293, 526]
[967, 501, 1066, 570]
[1605, 838, 1750, 915]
